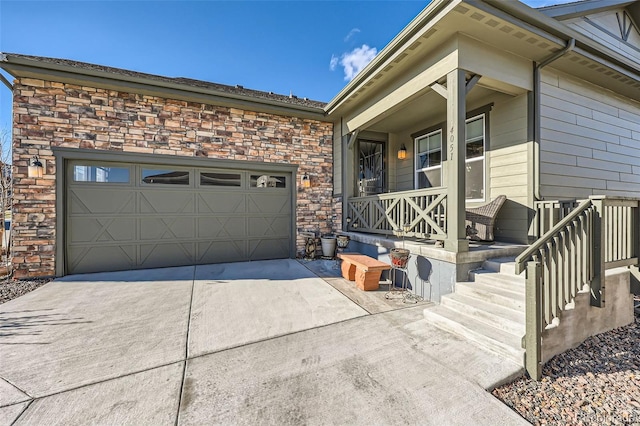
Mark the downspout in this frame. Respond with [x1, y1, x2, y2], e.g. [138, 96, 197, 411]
[341, 117, 347, 231]
[533, 38, 575, 200]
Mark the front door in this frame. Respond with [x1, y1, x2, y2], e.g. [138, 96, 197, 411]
[357, 140, 386, 196]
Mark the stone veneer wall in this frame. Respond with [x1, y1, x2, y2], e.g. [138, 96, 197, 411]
[11, 78, 334, 278]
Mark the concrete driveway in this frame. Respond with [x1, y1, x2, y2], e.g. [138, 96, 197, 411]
[0, 259, 526, 425]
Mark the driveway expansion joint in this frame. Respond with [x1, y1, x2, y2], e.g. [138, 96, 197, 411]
[175, 267, 197, 426]
[0, 375, 33, 402]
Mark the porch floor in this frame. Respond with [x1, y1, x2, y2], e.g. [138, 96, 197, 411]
[340, 231, 528, 265]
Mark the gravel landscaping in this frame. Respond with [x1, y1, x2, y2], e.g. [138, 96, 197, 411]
[0, 278, 52, 304]
[493, 296, 640, 425]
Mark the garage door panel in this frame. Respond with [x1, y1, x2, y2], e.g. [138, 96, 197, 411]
[197, 193, 245, 214]
[197, 217, 246, 238]
[140, 217, 196, 240]
[68, 218, 136, 243]
[139, 242, 196, 268]
[67, 162, 292, 274]
[247, 194, 291, 214]
[68, 189, 135, 215]
[248, 216, 290, 237]
[68, 245, 136, 274]
[140, 192, 195, 214]
[197, 240, 247, 264]
[248, 238, 290, 260]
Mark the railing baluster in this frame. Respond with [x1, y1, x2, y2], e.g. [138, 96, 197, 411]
[543, 244, 551, 327]
[525, 254, 543, 380]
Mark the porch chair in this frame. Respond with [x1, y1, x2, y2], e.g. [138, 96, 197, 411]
[465, 195, 507, 242]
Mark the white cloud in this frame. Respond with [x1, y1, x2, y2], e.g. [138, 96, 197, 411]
[329, 54, 339, 71]
[335, 44, 378, 81]
[344, 28, 360, 42]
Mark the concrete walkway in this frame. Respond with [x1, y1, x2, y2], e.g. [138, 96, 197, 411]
[0, 259, 526, 425]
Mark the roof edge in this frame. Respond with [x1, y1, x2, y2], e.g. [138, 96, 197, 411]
[0, 53, 328, 120]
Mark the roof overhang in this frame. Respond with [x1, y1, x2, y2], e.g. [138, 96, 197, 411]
[325, 0, 640, 121]
[0, 53, 327, 121]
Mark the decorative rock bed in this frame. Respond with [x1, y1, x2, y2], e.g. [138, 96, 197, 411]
[493, 296, 640, 425]
[0, 278, 52, 304]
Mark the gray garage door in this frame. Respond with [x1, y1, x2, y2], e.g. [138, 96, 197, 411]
[66, 160, 293, 274]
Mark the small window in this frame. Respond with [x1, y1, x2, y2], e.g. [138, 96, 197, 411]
[250, 174, 286, 188]
[415, 130, 442, 189]
[73, 165, 130, 183]
[200, 172, 242, 187]
[142, 169, 190, 185]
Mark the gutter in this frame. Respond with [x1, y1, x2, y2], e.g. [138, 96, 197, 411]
[533, 38, 575, 201]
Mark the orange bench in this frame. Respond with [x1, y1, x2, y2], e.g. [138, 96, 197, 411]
[337, 253, 391, 291]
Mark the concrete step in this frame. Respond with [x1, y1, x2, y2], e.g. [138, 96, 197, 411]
[423, 304, 525, 365]
[482, 257, 521, 276]
[440, 293, 525, 336]
[469, 270, 525, 294]
[455, 282, 525, 311]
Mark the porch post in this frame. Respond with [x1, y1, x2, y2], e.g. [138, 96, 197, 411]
[444, 69, 469, 253]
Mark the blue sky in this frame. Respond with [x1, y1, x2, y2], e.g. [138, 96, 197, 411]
[0, 0, 574, 133]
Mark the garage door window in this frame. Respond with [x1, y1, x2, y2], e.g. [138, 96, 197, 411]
[142, 169, 190, 185]
[73, 165, 130, 183]
[251, 174, 287, 188]
[200, 172, 242, 187]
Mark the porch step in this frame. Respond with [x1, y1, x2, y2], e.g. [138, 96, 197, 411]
[469, 270, 525, 294]
[423, 304, 525, 365]
[455, 282, 525, 311]
[482, 257, 521, 276]
[423, 258, 526, 366]
[440, 293, 525, 335]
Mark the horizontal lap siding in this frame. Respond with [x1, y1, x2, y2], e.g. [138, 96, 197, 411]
[540, 70, 640, 200]
[489, 94, 531, 243]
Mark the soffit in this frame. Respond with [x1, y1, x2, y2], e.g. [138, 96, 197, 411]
[452, 2, 640, 95]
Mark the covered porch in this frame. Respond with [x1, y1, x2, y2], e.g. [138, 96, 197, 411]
[331, 32, 534, 253]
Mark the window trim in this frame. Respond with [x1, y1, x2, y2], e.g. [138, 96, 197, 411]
[414, 129, 443, 189]
[412, 112, 488, 202]
[464, 113, 486, 203]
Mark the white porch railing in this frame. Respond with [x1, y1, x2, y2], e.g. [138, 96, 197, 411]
[516, 196, 640, 380]
[346, 187, 447, 239]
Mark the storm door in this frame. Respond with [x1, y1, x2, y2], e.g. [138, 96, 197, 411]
[357, 140, 386, 196]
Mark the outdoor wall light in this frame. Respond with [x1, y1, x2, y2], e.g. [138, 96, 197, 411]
[28, 155, 44, 178]
[397, 144, 407, 160]
[301, 172, 311, 188]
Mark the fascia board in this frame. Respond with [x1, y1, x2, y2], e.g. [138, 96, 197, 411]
[539, 0, 634, 20]
[0, 55, 327, 121]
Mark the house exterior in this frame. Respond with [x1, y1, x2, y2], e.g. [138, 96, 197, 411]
[0, 0, 639, 282]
